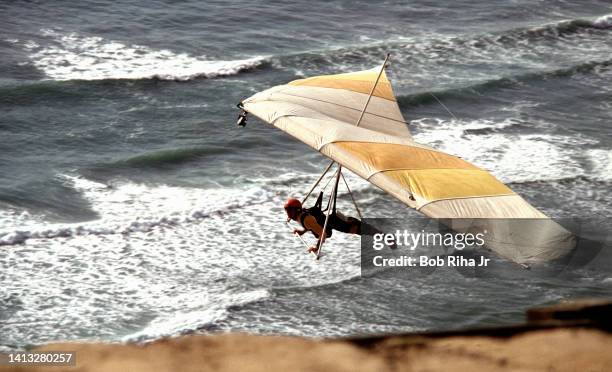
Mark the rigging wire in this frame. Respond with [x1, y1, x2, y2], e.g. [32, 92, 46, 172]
[341, 172, 362, 219]
[429, 92, 459, 121]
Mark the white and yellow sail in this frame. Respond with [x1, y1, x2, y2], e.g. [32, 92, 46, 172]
[241, 65, 576, 264]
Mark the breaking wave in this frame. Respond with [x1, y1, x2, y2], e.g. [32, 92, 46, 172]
[121, 289, 270, 343]
[13, 13, 610, 84]
[21, 30, 266, 81]
[500, 13, 612, 39]
[411, 117, 609, 184]
[97, 147, 230, 169]
[397, 58, 612, 106]
[0, 176, 273, 246]
[270, 13, 612, 81]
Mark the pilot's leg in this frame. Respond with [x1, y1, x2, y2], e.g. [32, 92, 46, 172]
[333, 212, 361, 235]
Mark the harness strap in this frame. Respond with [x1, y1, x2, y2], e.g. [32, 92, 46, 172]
[299, 207, 333, 238]
[314, 191, 323, 210]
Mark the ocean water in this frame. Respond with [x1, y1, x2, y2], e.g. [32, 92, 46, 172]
[1, 0, 612, 350]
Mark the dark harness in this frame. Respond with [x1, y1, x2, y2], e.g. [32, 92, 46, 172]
[299, 192, 334, 238]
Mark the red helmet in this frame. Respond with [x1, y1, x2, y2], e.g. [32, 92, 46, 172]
[284, 198, 302, 210]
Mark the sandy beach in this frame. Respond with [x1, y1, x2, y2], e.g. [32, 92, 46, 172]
[2, 299, 611, 372]
[2, 326, 611, 372]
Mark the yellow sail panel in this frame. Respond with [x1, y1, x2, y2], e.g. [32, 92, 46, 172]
[288, 68, 396, 101]
[331, 142, 478, 175]
[382, 169, 514, 204]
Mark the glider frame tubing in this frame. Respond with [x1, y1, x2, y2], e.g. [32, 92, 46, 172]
[301, 160, 335, 206]
[315, 164, 342, 259]
[286, 220, 313, 251]
[300, 160, 362, 219]
[355, 52, 391, 128]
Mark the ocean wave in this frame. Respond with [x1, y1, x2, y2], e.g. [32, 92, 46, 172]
[21, 29, 267, 81]
[10, 13, 611, 85]
[98, 147, 231, 169]
[269, 13, 612, 84]
[411, 117, 602, 184]
[586, 149, 612, 182]
[397, 58, 612, 106]
[271, 272, 364, 294]
[121, 289, 269, 343]
[505, 175, 595, 187]
[510, 14, 612, 39]
[95, 141, 273, 170]
[593, 14, 612, 29]
[0, 176, 273, 246]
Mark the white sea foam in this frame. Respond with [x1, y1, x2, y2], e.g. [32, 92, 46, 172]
[0, 175, 271, 246]
[412, 117, 600, 184]
[122, 289, 269, 342]
[22, 30, 265, 81]
[587, 149, 612, 181]
[593, 14, 612, 29]
[0, 171, 361, 348]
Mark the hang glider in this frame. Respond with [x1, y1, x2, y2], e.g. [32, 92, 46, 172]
[237, 55, 576, 264]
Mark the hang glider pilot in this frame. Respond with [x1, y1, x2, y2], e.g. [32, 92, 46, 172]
[284, 193, 361, 254]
